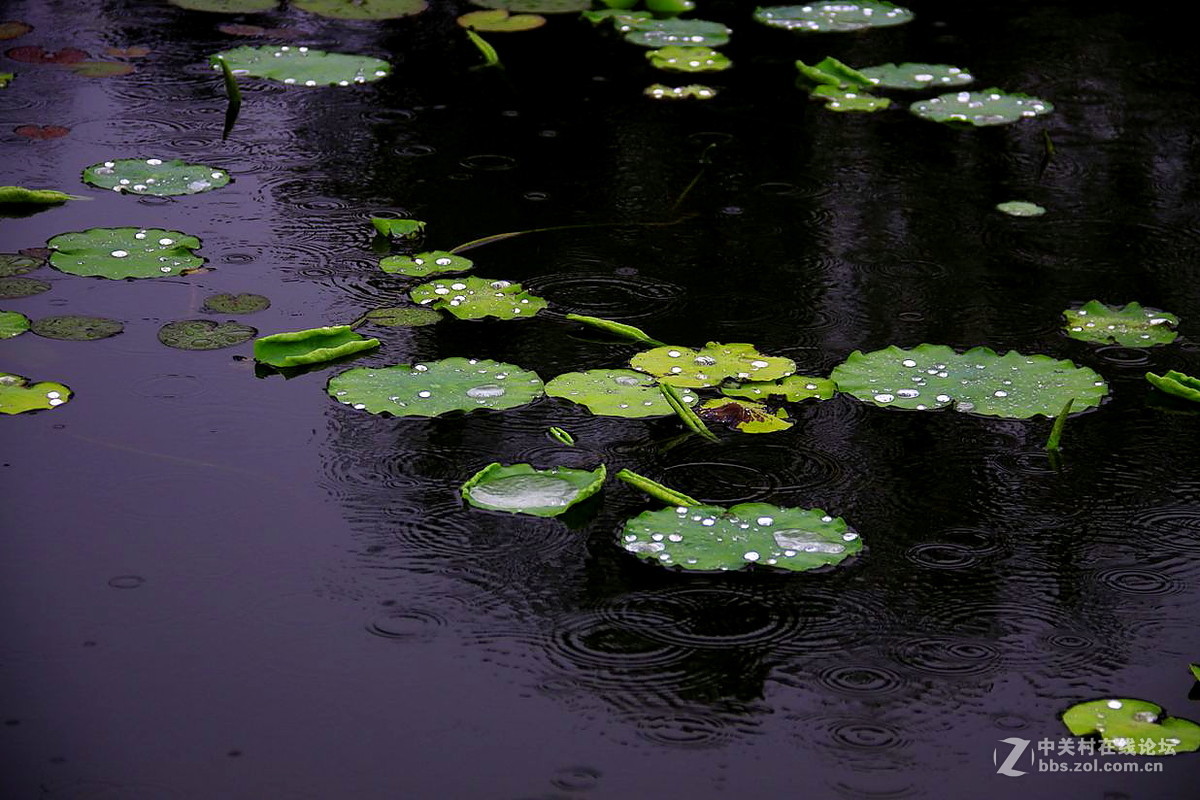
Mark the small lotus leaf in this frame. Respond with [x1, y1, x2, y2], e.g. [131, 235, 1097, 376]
[1064, 301, 1178, 347]
[621, 503, 862, 572]
[48, 227, 203, 279]
[545, 368, 697, 418]
[698, 398, 792, 433]
[646, 0, 695, 13]
[83, 158, 230, 196]
[5, 46, 86, 64]
[294, 0, 427, 18]
[0, 254, 43, 276]
[380, 251, 472, 278]
[31, 315, 123, 341]
[462, 462, 606, 516]
[996, 200, 1046, 217]
[1145, 371, 1200, 403]
[211, 46, 391, 87]
[911, 88, 1053, 126]
[372, 217, 425, 238]
[457, 10, 545, 31]
[171, 0, 277, 11]
[255, 326, 378, 368]
[410, 276, 547, 320]
[811, 85, 890, 112]
[645, 84, 718, 100]
[830, 344, 1108, 418]
[327, 357, 544, 417]
[66, 61, 135, 77]
[0, 277, 50, 298]
[469, 0, 590, 12]
[0, 372, 71, 414]
[202, 293, 270, 314]
[620, 18, 731, 48]
[361, 306, 442, 327]
[0, 310, 30, 338]
[754, 2, 913, 32]
[159, 319, 257, 350]
[860, 62, 972, 89]
[582, 9, 651, 24]
[14, 125, 69, 140]
[722, 375, 836, 402]
[1062, 699, 1200, 754]
[646, 46, 731, 73]
[630, 342, 796, 388]
[0, 186, 72, 206]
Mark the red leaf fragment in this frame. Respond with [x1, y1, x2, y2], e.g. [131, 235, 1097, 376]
[0, 21, 33, 40]
[14, 124, 70, 139]
[5, 45, 87, 64]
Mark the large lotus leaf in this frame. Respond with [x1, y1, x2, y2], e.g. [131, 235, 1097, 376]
[159, 320, 257, 350]
[254, 325, 379, 368]
[1063, 300, 1178, 347]
[545, 368, 697, 418]
[410, 276, 546, 320]
[0, 310, 30, 338]
[619, 18, 731, 48]
[31, 315, 123, 341]
[621, 503, 861, 572]
[82, 158, 230, 196]
[645, 83, 718, 100]
[646, 46, 731, 73]
[754, 2, 913, 32]
[0, 253, 43, 276]
[830, 344, 1108, 418]
[911, 89, 1053, 126]
[457, 10, 545, 31]
[630, 342, 796, 388]
[462, 462, 606, 516]
[698, 398, 791, 433]
[0, 277, 50, 298]
[170, 0, 277, 11]
[48, 227, 203, 279]
[380, 251, 472, 278]
[470, 0, 590, 12]
[202, 293, 270, 314]
[860, 62, 972, 89]
[0, 372, 71, 414]
[211, 46, 391, 87]
[293, 0, 427, 19]
[1145, 371, 1200, 403]
[722, 375, 836, 402]
[1063, 699, 1200, 754]
[327, 357, 544, 417]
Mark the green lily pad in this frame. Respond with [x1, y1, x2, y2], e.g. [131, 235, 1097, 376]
[293, 0, 428, 19]
[372, 217, 425, 238]
[582, 9, 651, 24]
[811, 85, 890, 112]
[0, 310, 30, 338]
[30, 315, 123, 341]
[911, 88, 1053, 126]
[0, 372, 71, 414]
[0, 254, 43, 276]
[619, 18, 731, 48]
[82, 158, 230, 196]
[859, 62, 972, 89]
[158, 319, 257, 350]
[462, 462, 606, 516]
[722, 375, 836, 402]
[0, 186, 73, 206]
[254, 325, 379, 368]
[754, 2, 913, 32]
[1146, 371, 1200, 403]
[0, 277, 50, 298]
[359, 305, 442, 327]
[645, 84, 718, 100]
[457, 9, 545, 31]
[1064, 301, 1178, 347]
[469, 0, 590, 12]
[202, 293, 270, 314]
[410, 276, 547, 321]
[48, 227, 203, 279]
[630, 342, 796, 388]
[830, 344, 1108, 418]
[646, 46, 731, 73]
[996, 200, 1046, 217]
[1062, 699, 1200, 754]
[211, 46, 391, 87]
[545, 368, 697, 418]
[170, 0, 277, 11]
[380, 251, 472, 278]
[327, 357, 544, 417]
[621, 503, 861, 572]
[698, 398, 792, 433]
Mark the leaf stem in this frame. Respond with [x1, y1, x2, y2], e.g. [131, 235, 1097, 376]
[616, 469, 701, 507]
[217, 56, 241, 139]
[660, 383, 718, 442]
[1045, 397, 1073, 451]
[564, 313, 665, 347]
[465, 29, 502, 69]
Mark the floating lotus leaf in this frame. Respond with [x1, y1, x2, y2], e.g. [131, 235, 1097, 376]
[0, 254, 42, 277]
[293, 0, 427, 19]
[645, 0, 695, 12]
[82, 158, 230, 196]
[1064, 301, 1178, 347]
[1062, 699, 1200, 754]
[619, 18, 731, 48]
[645, 84, 717, 100]
[5, 46, 86, 64]
[170, 0, 277, 11]
[360, 305, 442, 327]
[410, 276, 547, 321]
[457, 9, 545, 31]
[795, 57, 871, 90]
[830, 344, 1108, 418]
[811, 85, 890, 112]
[0, 310, 30, 338]
[469, 0, 590, 12]
[462, 462, 606, 516]
[630, 342, 796, 388]
[722, 375, 836, 402]
[159, 319, 257, 350]
[48, 227, 203, 279]
[202, 293, 270, 314]
[698, 398, 792, 433]
[646, 46, 730, 73]
[255, 325, 378, 368]
[210, 46, 391, 87]
[380, 251, 472, 278]
[327, 357, 544, 417]
[14, 125, 69, 140]
[545, 368, 697, 418]
[911, 88, 1053, 126]
[582, 9, 651, 24]
[1146, 371, 1200, 403]
[0, 277, 50, 298]
[755, 2, 913, 32]
[860, 62, 972, 89]
[621, 503, 861, 572]
[67, 61, 135, 77]
[31, 315, 123, 341]
[996, 200, 1045, 217]
[0, 372, 71, 414]
[372, 217, 425, 238]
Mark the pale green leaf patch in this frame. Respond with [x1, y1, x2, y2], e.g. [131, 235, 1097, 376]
[254, 325, 379, 368]
[0, 310, 31, 338]
[546, 368, 695, 418]
[1062, 699, 1200, 754]
[630, 342, 796, 388]
[911, 88, 1053, 126]
[82, 158, 230, 196]
[646, 46, 730, 73]
[619, 18, 731, 48]
[293, 0, 427, 19]
[1063, 301, 1178, 347]
[462, 462, 605, 516]
[211, 46, 391, 87]
[380, 251, 472, 278]
[0, 372, 71, 414]
[996, 201, 1046, 217]
[860, 62, 972, 90]
[327, 357, 544, 417]
[755, 2, 913, 33]
[410, 276, 547, 321]
[645, 84, 717, 100]
[48, 227, 203, 279]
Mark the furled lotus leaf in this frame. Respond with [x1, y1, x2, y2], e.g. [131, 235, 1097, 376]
[159, 319, 257, 350]
[722, 375, 836, 402]
[380, 251, 472, 278]
[254, 325, 379, 368]
[31, 315, 123, 341]
[372, 217, 425, 239]
[796, 57, 871, 90]
[293, 0, 427, 19]
[457, 10, 545, 31]
[0, 372, 71, 414]
[630, 342, 796, 388]
[469, 0, 590, 12]
[811, 85, 890, 112]
[698, 398, 791, 433]
[545, 368, 697, 418]
[860, 62, 972, 89]
[830, 344, 1108, 418]
[0, 277, 50, 298]
[911, 88, 1053, 126]
[360, 306, 442, 327]
[0, 253, 42, 276]
[996, 200, 1045, 217]
[621, 503, 861, 572]
[1063, 301, 1178, 347]
[48, 227, 203, 279]
[462, 462, 606, 516]
[327, 357, 544, 417]
[619, 18, 731, 48]
[82, 158, 230, 196]
[0, 310, 30, 338]
[410, 276, 547, 321]
[202, 293, 270, 314]
[170, 0, 277, 11]
[1145, 371, 1200, 403]
[646, 46, 730, 73]
[0, 186, 72, 205]
[644, 84, 717, 100]
[1062, 699, 1200, 754]
[210, 46, 391, 87]
[755, 2, 913, 32]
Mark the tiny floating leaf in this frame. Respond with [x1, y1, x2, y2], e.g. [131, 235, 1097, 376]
[1063, 300, 1178, 347]
[0, 277, 50, 298]
[83, 158, 230, 196]
[0, 372, 71, 414]
[811, 85, 890, 112]
[159, 319, 257, 350]
[210, 45, 391, 87]
[646, 46, 731, 73]
[911, 88, 1053, 126]
[48, 227, 203, 279]
[630, 342, 796, 388]
[327, 357, 544, 417]
[462, 462, 605, 517]
[356, 305, 442, 327]
[170, 0, 278, 12]
[644, 83, 717, 100]
[410, 275, 547, 321]
[457, 9, 545, 31]
[202, 293, 270, 314]
[1145, 371, 1200, 403]
[1062, 698, 1200, 754]
[755, 2, 913, 33]
[380, 250, 472, 278]
[0, 310, 31, 338]
[545, 368, 694, 418]
[996, 200, 1046, 217]
[30, 315, 123, 341]
[469, 0, 589, 12]
[254, 325, 379, 368]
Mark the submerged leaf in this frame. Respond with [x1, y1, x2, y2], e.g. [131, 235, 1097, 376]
[755, 2, 913, 32]
[0, 310, 30, 338]
[254, 325, 379, 368]
[630, 342, 796, 388]
[0, 372, 71, 414]
[0, 253, 43, 276]
[202, 292, 270, 314]
[1063, 300, 1178, 347]
[646, 46, 731, 73]
[620, 18, 731, 48]
[5, 46, 86, 64]
[645, 83, 717, 100]
[0, 21, 33, 40]
[1062, 699, 1200, 754]
[211, 46, 391, 87]
[722, 375, 836, 402]
[1145, 371, 1200, 403]
[462, 462, 605, 516]
[13, 125, 70, 139]
[911, 88, 1053, 126]
[327, 357, 544, 417]
[379, 250, 471, 278]
[0, 277, 50, 298]
[860, 62, 972, 89]
[30, 315, 123, 341]
[359, 305, 442, 327]
[410, 276, 547, 320]
[82, 158, 231, 196]
[66, 61, 135, 77]
[48, 227, 203, 279]
[170, 0, 277, 11]
[546, 368, 695, 418]
[158, 319, 257, 350]
[293, 0, 428, 19]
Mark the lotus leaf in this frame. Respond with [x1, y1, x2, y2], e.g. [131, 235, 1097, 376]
[646, 46, 730, 73]
[795, 57, 871, 90]
[293, 0, 428, 19]
[698, 398, 791, 433]
[211, 46, 391, 87]
[860, 62, 972, 89]
[457, 10, 545, 31]
[67, 61, 135, 77]
[462, 462, 606, 516]
[811, 85, 890, 112]
[48, 227, 203, 279]
[722, 375, 836, 402]
[621, 503, 861, 572]
[0, 372, 71, 414]
[830, 344, 1108, 418]
[469, 0, 590, 12]
[0, 73, 12, 88]
[582, 9, 650, 24]
[327, 357, 544, 417]
[630, 342, 796, 388]
[620, 18, 731, 48]
[0, 254, 42, 276]
[202, 293, 270, 314]
[171, 0, 277, 11]
[159, 319, 257, 350]
[1062, 699, 1200, 754]
[1145, 371, 1200, 403]
[755, 2, 913, 32]
[996, 200, 1045, 217]
[1191, 664, 1200, 682]
[911, 89, 1053, 126]
[0, 277, 50, 298]
[0, 186, 72, 205]
[31, 315, 123, 341]
[254, 325, 379, 368]
[0, 310, 30, 338]
[1064, 301, 1178, 347]
[82, 158, 230, 196]
[380, 251, 472, 278]
[645, 0, 695, 13]
[410, 276, 547, 321]
[645, 84, 717, 100]
[359, 306, 442, 327]
[545, 368, 696, 418]
[372, 217, 425, 238]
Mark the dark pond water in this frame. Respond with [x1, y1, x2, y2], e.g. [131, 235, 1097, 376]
[4, 1, 1200, 797]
